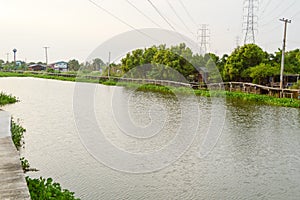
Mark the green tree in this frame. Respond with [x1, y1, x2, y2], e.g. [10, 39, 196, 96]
[68, 59, 80, 71]
[223, 44, 268, 81]
[0, 59, 4, 68]
[248, 63, 280, 84]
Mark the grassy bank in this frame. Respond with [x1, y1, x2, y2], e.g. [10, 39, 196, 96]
[1, 71, 300, 108]
[0, 71, 117, 86]
[0, 71, 76, 82]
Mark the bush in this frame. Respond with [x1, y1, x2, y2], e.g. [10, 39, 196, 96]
[26, 177, 80, 200]
[47, 68, 55, 73]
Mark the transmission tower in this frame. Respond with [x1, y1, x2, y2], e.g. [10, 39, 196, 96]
[236, 36, 240, 47]
[243, 0, 258, 44]
[197, 24, 210, 54]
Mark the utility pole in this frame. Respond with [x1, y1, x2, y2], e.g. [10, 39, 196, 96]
[107, 51, 111, 78]
[43, 46, 49, 70]
[243, 0, 258, 44]
[6, 53, 9, 63]
[279, 18, 291, 91]
[197, 24, 210, 55]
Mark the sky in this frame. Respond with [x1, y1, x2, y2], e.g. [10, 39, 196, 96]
[0, 0, 300, 64]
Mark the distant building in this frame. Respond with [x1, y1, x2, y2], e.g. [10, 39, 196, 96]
[28, 64, 46, 71]
[49, 61, 68, 72]
[16, 61, 23, 67]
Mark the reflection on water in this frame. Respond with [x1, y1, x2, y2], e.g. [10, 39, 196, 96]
[1, 77, 300, 199]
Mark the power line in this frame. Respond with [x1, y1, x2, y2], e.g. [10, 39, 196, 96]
[178, 0, 198, 27]
[144, 0, 195, 46]
[88, 0, 160, 42]
[146, 0, 176, 31]
[259, 0, 271, 16]
[166, 0, 195, 37]
[88, 0, 194, 55]
[291, 10, 300, 18]
[260, 1, 285, 20]
[125, 0, 162, 28]
[260, 0, 297, 26]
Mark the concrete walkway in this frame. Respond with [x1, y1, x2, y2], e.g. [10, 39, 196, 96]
[0, 111, 30, 199]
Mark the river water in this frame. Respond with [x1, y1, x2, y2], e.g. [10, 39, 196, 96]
[1, 77, 300, 199]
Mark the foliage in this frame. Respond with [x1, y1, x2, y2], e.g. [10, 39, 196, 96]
[225, 91, 300, 108]
[11, 119, 26, 150]
[80, 58, 106, 72]
[20, 157, 31, 172]
[223, 44, 268, 81]
[68, 59, 81, 71]
[269, 49, 300, 74]
[247, 63, 280, 84]
[291, 80, 300, 89]
[0, 92, 18, 106]
[121, 43, 201, 81]
[26, 177, 80, 200]
[47, 68, 55, 73]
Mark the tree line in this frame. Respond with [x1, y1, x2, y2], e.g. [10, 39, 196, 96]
[120, 43, 300, 85]
[1, 43, 300, 86]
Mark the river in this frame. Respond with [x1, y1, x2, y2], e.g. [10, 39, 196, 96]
[1, 77, 300, 199]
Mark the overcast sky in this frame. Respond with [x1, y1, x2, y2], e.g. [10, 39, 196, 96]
[1, 0, 300, 63]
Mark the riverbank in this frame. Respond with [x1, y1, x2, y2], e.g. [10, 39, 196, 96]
[0, 91, 80, 200]
[1, 71, 300, 108]
[0, 94, 30, 199]
[117, 82, 300, 108]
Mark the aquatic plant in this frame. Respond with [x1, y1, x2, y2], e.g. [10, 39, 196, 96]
[0, 92, 18, 106]
[26, 177, 80, 200]
[11, 119, 26, 150]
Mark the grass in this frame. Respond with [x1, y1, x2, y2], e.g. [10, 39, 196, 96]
[0, 71, 75, 81]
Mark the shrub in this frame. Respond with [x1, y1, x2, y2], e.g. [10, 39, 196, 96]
[26, 177, 80, 200]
